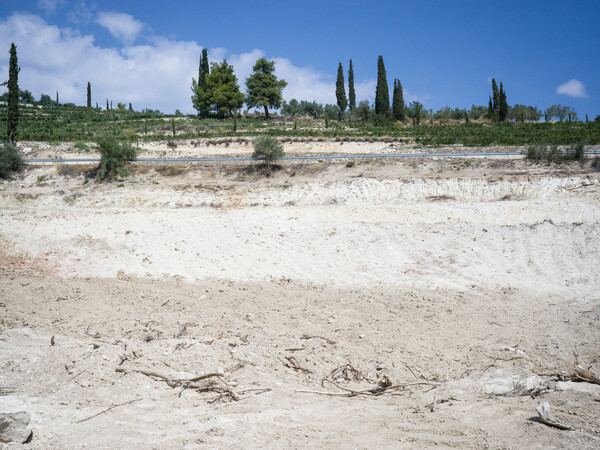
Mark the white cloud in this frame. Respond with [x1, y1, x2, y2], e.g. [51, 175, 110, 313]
[0, 12, 376, 114]
[556, 79, 588, 98]
[96, 11, 143, 44]
[38, 0, 66, 13]
[67, 1, 95, 25]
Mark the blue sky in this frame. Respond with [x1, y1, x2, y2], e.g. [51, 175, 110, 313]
[0, 0, 598, 116]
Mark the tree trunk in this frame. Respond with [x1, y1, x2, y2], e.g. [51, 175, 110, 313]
[263, 105, 270, 120]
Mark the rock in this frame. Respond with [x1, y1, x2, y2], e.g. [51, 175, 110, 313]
[0, 411, 32, 444]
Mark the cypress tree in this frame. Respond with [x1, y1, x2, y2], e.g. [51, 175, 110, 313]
[129, 102, 133, 112]
[375, 55, 389, 117]
[56, 91, 59, 105]
[499, 82, 508, 122]
[200, 48, 209, 89]
[106, 98, 109, 110]
[348, 59, 356, 112]
[586, 113, 589, 122]
[87, 82, 91, 108]
[465, 109, 469, 123]
[491, 78, 499, 113]
[392, 79, 405, 121]
[7, 43, 19, 144]
[488, 96, 493, 119]
[194, 48, 210, 118]
[335, 62, 347, 119]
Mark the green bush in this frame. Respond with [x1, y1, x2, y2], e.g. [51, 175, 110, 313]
[74, 141, 88, 150]
[526, 143, 585, 163]
[96, 135, 137, 180]
[252, 136, 284, 169]
[0, 143, 22, 179]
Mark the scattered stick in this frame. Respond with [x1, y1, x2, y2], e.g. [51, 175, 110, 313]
[68, 369, 88, 382]
[285, 346, 306, 352]
[572, 365, 600, 385]
[329, 363, 375, 383]
[284, 356, 313, 374]
[425, 396, 458, 411]
[76, 398, 140, 423]
[535, 402, 575, 431]
[300, 334, 336, 345]
[84, 326, 100, 339]
[50, 335, 56, 346]
[300, 378, 439, 398]
[431, 394, 438, 412]
[115, 367, 222, 389]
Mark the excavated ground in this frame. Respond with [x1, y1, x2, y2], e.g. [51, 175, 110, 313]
[1, 157, 599, 448]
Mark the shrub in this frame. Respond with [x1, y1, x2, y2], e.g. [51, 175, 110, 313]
[572, 143, 584, 160]
[74, 141, 89, 150]
[0, 143, 23, 179]
[252, 136, 284, 169]
[95, 135, 137, 180]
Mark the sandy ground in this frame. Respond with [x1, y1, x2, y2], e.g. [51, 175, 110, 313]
[1, 157, 600, 448]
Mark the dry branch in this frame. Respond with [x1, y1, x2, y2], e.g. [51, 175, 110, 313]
[535, 402, 574, 431]
[300, 334, 336, 345]
[300, 378, 439, 398]
[76, 398, 140, 423]
[572, 365, 600, 385]
[115, 367, 222, 389]
[284, 356, 313, 374]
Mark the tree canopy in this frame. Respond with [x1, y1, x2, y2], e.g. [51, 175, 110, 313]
[192, 59, 244, 119]
[375, 55, 389, 116]
[245, 58, 287, 119]
[7, 42, 19, 144]
[335, 62, 347, 117]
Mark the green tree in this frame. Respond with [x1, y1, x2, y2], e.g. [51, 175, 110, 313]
[335, 62, 347, 119]
[96, 135, 137, 180]
[375, 55, 389, 117]
[245, 58, 287, 120]
[206, 60, 244, 119]
[252, 135, 284, 170]
[87, 82, 91, 108]
[348, 59, 356, 113]
[357, 100, 371, 121]
[408, 101, 423, 126]
[56, 91, 59, 105]
[193, 48, 210, 118]
[7, 43, 19, 144]
[392, 78, 404, 121]
[491, 78, 499, 114]
[499, 82, 508, 122]
[0, 143, 22, 179]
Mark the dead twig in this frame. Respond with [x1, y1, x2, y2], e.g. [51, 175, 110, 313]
[572, 365, 600, 385]
[0, 387, 16, 396]
[84, 326, 100, 339]
[284, 356, 313, 374]
[68, 369, 88, 382]
[285, 346, 306, 352]
[329, 363, 375, 383]
[76, 398, 140, 423]
[115, 367, 222, 389]
[535, 402, 575, 431]
[300, 334, 335, 345]
[297, 379, 439, 398]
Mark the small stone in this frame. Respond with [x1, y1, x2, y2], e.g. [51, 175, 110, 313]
[0, 411, 32, 444]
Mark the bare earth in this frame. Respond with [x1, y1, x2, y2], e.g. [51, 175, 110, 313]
[1, 155, 599, 448]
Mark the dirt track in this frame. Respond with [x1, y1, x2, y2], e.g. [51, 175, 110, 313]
[1, 157, 599, 448]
